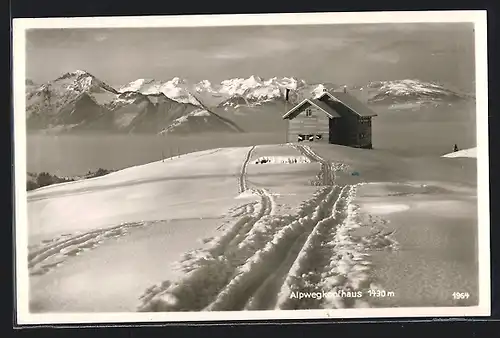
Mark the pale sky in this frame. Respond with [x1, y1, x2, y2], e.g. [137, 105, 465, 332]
[26, 23, 475, 91]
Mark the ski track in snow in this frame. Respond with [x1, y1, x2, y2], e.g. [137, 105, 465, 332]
[137, 145, 281, 311]
[289, 143, 349, 186]
[227, 202, 257, 218]
[137, 187, 326, 312]
[275, 185, 372, 310]
[28, 148, 230, 276]
[137, 144, 397, 311]
[27, 145, 264, 281]
[206, 185, 347, 311]
[29, 144, 397, 311]
[28, 221, 156, 276]
[137, 182, 393, 312]
[238, 146, 256, 193]
[290, 144, 336, 186]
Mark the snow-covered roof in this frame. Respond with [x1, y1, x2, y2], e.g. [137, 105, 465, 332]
[320, 91, 378, 117]
[283, 90, 378, 120]
[282, 98, 341, 119]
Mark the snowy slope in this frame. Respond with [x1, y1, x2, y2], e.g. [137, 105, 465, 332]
[27, 147, 257, 311]
[442, 147, 477, 158]
[26, 144, 478, 314]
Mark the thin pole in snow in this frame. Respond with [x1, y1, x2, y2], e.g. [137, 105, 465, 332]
[285, 101, 290, 143]
[159, 130, 164, 162]
[285, 87, 289, 144]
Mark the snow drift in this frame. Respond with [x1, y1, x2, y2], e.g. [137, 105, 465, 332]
[442, 147, 477, 158]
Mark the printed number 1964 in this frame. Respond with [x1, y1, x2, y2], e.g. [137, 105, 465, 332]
[453, 292, 470, 300]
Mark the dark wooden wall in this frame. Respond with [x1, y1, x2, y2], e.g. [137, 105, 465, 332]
[356, 116, 373, 148]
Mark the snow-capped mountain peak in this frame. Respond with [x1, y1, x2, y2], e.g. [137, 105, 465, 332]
[118, 75, 314, 109]
[364, 79, 472, 105]
[119, 78, 156, 93]
[311, 84, 328, 98]
[118, 77, 202, 107]
[262, 76, 306, 90]
[194, 80, 218, 94]
[51, 69, 118, 95]
[25, 70, 119, 121]
[25, 71, 238, 134]
[168, 77, 186, 86]
[219, 76, 261, 96]
[215, 77, 330, 109]
[56, 69, 91, 81]
[159, 108, 242, 135]
[215, 75, 309, 104]
[71, 69, 90, 76]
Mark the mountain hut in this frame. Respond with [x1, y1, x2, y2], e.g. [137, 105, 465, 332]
[282, 90, 377, 149]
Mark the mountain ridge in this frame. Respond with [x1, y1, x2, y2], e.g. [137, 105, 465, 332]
[25, 71, 226, 134]
[25, 71, 474, 134]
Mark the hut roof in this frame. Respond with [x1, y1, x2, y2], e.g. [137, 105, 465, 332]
[320, 91, 378, 117]
[282, 98, 341, 119]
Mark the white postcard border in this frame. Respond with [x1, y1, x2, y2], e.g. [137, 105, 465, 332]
[13, 10, 490, 325]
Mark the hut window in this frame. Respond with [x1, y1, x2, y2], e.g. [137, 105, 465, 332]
[305, 108, 312, 117]
[316, 134, 322, 140]
[307, 134, 314, 142]
[298, 134, 305, 142]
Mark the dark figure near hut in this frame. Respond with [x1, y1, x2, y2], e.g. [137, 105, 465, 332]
[453, 144, 459, 152]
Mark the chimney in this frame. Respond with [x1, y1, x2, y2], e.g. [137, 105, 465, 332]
[285, 88, 290, 101]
